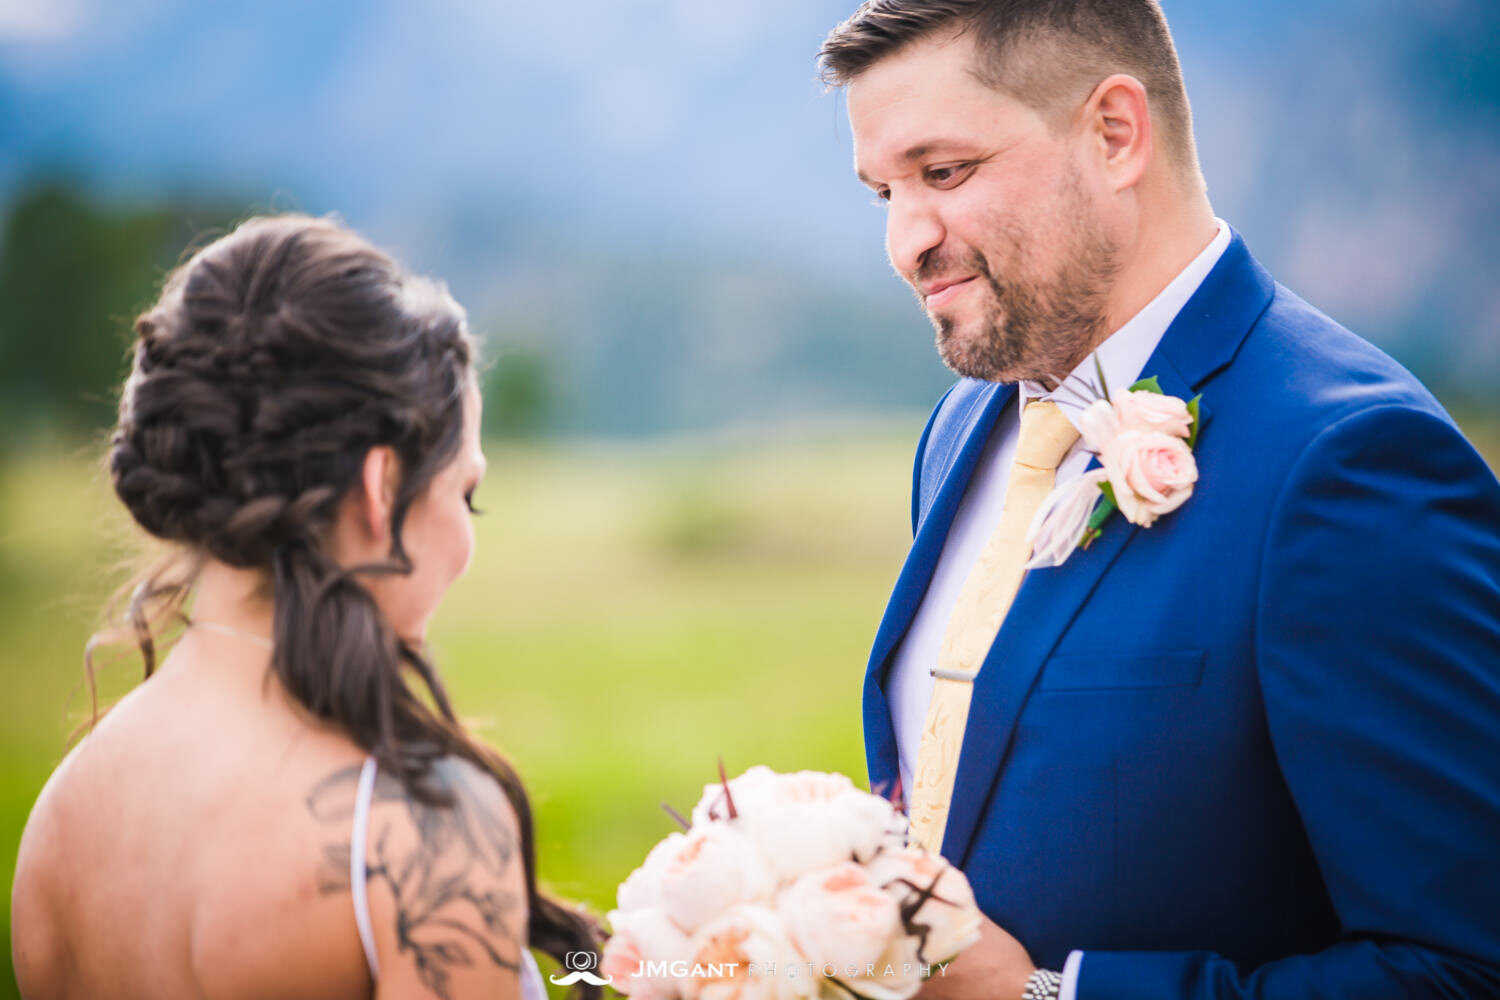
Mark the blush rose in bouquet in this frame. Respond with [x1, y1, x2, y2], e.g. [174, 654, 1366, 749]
[602, 766, 983, 1000]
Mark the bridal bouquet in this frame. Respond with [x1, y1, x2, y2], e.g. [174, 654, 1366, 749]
[601, 766, 983, 1000]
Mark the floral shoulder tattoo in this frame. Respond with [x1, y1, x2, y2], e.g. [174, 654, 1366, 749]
[307, 757, 526, 999]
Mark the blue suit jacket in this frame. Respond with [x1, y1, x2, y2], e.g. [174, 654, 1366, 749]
[862, 232, 1500, 998]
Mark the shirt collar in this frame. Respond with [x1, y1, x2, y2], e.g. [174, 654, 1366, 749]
[1021, 218, 1231, 427]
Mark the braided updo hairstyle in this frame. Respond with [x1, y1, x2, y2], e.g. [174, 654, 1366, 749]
[99, 213, 599, 979]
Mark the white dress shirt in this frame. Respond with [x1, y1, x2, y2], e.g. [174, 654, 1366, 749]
[887, 220, 1230, 997]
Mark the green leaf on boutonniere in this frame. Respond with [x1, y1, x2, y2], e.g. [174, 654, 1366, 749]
[1094, 353, 1112, 402]
[1187, 394, 1203, 448]
[1080, 485, 1119, 549]
[1128, 375, 1163, 394]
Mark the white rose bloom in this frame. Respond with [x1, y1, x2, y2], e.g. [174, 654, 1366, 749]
[691, 766, 781, 826]
[841, 934, 924, 1000]
[738, 773, 906, 882]
[778, 862, 900, 971]
[604, 908, 694, 1000]
[683, 904, 818, 1000]
[867, 848, 982, 965]
[659, 822, 776, 933]
[619, 831, 686, 912]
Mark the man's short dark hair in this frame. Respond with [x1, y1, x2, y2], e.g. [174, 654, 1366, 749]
[819, 0, 1198, 174]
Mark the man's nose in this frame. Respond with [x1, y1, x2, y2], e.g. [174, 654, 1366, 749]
[885, 194, 945, 280]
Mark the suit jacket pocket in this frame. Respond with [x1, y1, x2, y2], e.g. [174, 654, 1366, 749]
[1037, 649, 1205, 691]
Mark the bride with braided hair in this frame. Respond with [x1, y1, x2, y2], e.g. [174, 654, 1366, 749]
[11, 215, 599, 1000]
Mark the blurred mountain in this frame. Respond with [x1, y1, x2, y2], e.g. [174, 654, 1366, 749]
[0, 0, 1494, 436]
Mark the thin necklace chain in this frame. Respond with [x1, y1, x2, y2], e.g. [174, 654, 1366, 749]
[191, 619, 275, 650]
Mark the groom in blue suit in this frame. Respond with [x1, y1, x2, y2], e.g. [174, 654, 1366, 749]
[820, 2, 1500, 999]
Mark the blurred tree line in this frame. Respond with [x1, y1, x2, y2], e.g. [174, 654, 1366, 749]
[0, 182, 553, 452]
[0, 182, 230, 442]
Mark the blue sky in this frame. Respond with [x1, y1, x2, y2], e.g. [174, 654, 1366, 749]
[2, 0, 1495, 431]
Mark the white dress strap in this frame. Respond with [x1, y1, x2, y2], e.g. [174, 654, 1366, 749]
[522, 950, 547, 1000]
[352, 755, 381, 980]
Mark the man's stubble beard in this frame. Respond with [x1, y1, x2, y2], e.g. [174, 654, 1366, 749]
[928, 177, 1121, 385]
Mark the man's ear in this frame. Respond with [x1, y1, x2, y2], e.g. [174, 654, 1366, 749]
[1085, 73, 1152, 193]
[355, 446, 401, 545]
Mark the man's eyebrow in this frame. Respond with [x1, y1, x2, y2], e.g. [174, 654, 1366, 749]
[856, 141, 978, 186]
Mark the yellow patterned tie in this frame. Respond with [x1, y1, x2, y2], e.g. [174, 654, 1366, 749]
[908, 399, 1080, 853]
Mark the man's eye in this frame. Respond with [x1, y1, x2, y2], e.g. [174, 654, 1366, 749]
[464, 489, 484, 516]
[870, 187, 891, 207]
[926, 163, 974, 188]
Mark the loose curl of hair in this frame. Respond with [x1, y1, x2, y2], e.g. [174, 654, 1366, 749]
[95, 213, 600, 985]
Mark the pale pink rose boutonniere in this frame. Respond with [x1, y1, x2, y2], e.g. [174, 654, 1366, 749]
[1026, 365, 1202, 569]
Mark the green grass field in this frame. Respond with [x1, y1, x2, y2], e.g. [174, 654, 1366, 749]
[0, 428, 918, 996]
[3, 414, 1497, 996]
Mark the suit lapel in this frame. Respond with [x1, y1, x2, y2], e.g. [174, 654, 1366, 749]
[863, 380, 1017, 792]
[939, 230, 1275, 863]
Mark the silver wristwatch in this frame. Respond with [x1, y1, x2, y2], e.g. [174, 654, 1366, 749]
[1022, 968, 1062, 1000]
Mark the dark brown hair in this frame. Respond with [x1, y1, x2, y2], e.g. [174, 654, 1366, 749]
[100, 213, 599, 983]
[819, 0, 1198, 173]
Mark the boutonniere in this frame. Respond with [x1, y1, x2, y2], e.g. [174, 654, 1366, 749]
[1026, 358, 1202, 569]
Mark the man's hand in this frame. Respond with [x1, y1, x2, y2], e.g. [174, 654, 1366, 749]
[918, 913, 1036, 1000]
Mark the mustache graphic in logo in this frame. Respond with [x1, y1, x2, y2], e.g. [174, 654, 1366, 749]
[549, 969, 614, 986]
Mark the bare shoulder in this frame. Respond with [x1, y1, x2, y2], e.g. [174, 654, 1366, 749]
[11, 743, 88, 998]
[305, 755, 529, 1000]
